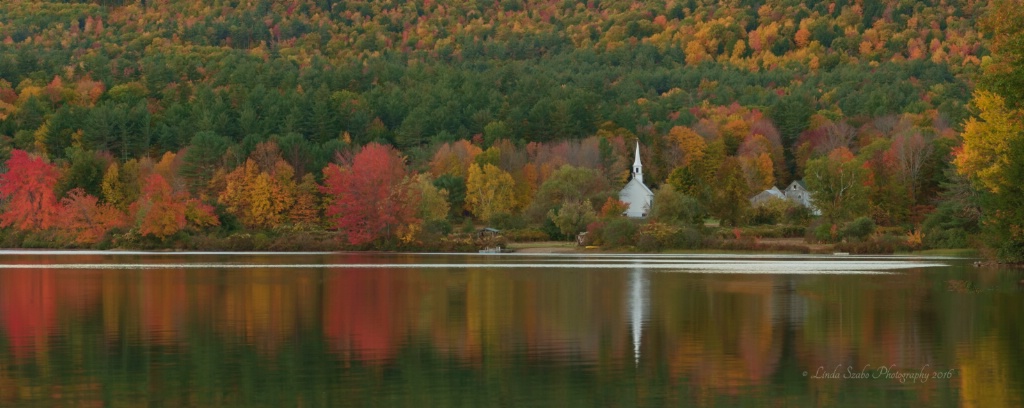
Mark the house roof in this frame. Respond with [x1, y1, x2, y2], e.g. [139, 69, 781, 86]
[788, 180, 808, 189]
[752, 186, 784, 199]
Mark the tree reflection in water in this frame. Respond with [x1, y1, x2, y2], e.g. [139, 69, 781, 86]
[0, 253, 1020, 407]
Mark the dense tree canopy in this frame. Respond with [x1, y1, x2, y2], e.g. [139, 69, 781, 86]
[0, 0, 1008, 255]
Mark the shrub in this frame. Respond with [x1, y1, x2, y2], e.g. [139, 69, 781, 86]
[808, 222, 837, 243]
[841, 217, 876, 242]
[636, 222, 703, 251]
[922, 202, 980, 249]
[876, 226, 906, 235]
[268, 231, 339, 251]
[725, 225, 806, 240]
[424, 219, 453, 235]
[438, 234, 478, 252]
[252, 233, 271, 250]
[671, 226, 703, 249]
[781, 225, 806, 238]
[603, 218, 638, 248]
[713, 237, 759, 251]
[833, 234, 908, 254]
[757, 242, 811, 253]
[541, 217, 566, 241]
[784, 204, 814, 224]
[0, 229, 25, 248]
[489, 213, 526, 230]
[637, 222, 680, 251]
[925, 227, 970, 249]
[583, 221, 605, 246]
[503, 228, 550, 242]
[651, 185, 705, 225]
[749, 197, 790, 225]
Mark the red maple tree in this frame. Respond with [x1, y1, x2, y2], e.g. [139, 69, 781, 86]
[321, 143, 419, 246]
[0, 149, 62, 231]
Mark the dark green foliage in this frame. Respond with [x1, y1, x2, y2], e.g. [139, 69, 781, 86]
[502, 228, 550, 242]
[42, 105, 87, 158]
[724, 225, 806, 239]
[461, 218, 475, 234]
[275, 133, 317, 179]
[922, 202, 977, 249]
[650, 185, 705, 226]
[56, 147, 107, 198]
[488, 213, 527, 231]
[424, 219, 453, 236]
[181, 131, 230, 194]
[0, 0, 976, 165]
[434, 175, 467, 219]
[527, 165, 610, 222]
[833, 234, 908, 254]
[540, 216, 565, 241]
[841, 217, 876, 242]
[82, 101, 151, 161]
[812, 222, 836, 243]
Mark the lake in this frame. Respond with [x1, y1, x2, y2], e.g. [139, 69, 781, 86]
[0, 251, 1021, 407]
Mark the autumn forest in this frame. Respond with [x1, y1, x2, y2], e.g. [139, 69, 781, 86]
[0, 0, 1022, 260]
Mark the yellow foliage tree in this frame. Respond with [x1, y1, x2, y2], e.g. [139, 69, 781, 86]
[101, 162, 126, 209]
[955, 91, 1022, 193]
[101, 160, 140, 211]
[465, 163, 516, 221]
[219, 159, 296, 229]
[412, 173, 450, 223]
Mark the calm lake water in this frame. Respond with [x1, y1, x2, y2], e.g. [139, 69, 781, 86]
[0, 251, 1021, 407]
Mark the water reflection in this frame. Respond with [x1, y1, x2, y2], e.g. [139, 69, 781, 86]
[0, 253, 1020, 407]
[629, 267, 648, 365]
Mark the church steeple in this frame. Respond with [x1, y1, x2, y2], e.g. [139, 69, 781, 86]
[632, 141, 643, 184]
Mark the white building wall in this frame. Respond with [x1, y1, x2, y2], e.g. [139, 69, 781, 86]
[619, 180, 653, 218]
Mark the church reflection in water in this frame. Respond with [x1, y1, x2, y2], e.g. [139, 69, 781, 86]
[628, 266, 648, 366]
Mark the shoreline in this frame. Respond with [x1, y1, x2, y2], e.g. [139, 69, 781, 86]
[0, 242, 982, 259]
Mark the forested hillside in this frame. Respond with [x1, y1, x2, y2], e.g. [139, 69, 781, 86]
[0, 0, 1010, 256]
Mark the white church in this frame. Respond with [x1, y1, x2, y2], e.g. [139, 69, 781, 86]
[619, 142, 654, 218]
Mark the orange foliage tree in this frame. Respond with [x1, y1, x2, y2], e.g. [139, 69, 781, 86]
[132, 174, 187, 239]
[59, 188, 128, 245]
[289, 173, 322, 226]
[429, 140, 481, 178]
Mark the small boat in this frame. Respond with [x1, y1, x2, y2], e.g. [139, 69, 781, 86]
[479, 247, 503, 254]
[833, 252, 850, 256]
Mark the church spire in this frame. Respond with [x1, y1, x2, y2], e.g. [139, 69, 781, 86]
[632, 140, 643, 184]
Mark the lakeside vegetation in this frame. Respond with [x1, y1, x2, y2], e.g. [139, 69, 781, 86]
[0, 0, 1021, 260]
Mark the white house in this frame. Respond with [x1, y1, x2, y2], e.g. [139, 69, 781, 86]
[749, 180, 820, 215]
[783, 180, 814, 211]
[749, 186, 785, 206]
[619, 141, 654, 218]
